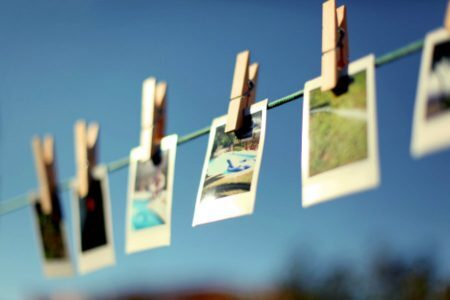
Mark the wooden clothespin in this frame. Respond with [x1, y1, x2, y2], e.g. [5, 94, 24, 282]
[32, 135, 57, 214]
[445, 0, 450, 31]
[321, 0, 349, 91]
[74, 120, 99, 198]
[225, 50, 259, 133]
[140, 77, 167, 161]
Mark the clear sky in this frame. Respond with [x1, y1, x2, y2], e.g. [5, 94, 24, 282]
[1, 0, 449, 298]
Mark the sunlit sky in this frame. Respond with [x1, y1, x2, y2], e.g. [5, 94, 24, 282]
[1, 0, 450, 299]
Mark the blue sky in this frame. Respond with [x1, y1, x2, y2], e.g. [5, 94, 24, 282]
[1, 0, 449, 298]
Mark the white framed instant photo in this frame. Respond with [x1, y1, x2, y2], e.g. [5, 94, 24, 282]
[30, 193, 74, 278]
[301, 55, 379, 207]
[411, 28, 450, 158]
[193, 99, 268, 226]
[71, 165, 115, 274]
[125, 134, 178, 254]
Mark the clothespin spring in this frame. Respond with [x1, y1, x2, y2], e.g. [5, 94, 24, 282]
[229, 80, 255, 101]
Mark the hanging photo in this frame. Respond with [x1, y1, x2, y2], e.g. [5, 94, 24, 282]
[125, 134, 178, 254]
[301, 55, 380, 207]
[30, 192, 73, 278]
[71, 165, 115, 274]
[411, 28, 450, 158]
[193, 100, 268, 226]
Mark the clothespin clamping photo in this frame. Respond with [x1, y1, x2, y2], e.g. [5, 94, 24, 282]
[445, 0, 450, 31]
[225, 50, 259, 133]
[32, 135, 57, 214]
[74, 120, 99, 198]
[140, 77, 167, 164]
[321, 0, 349, 92]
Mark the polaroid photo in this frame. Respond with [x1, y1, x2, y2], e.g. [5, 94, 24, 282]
[71, 165, 115, 274]
[125, 134, 178, 254]
[411, 28, 450, 158]
[193, 99, 268, 226]
[30, 192, 74, 278]
[301, 54, 380, 207]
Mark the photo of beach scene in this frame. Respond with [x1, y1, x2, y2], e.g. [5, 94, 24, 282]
[200, 111, 262, 201]
[131, 150, 169, 231]
[425, 39, 450, 119]
[309, 70, 368, 177]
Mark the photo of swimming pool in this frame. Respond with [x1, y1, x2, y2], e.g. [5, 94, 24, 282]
[131, 199, 164, 230]
[130, 150, 169, 231]
[206, 152, 256, 177]
[200, 111, 262, 201]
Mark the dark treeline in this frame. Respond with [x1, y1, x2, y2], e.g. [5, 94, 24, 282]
[277, 247, 450, 300]
[35, 246, 450, 300]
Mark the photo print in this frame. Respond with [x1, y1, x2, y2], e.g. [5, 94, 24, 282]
[193, 100, 268, 226]
[72, 165, 115, 274]
[126, 134, 178, 254]
[30, 192, 73, 278]
[411, 28, 450, 157]
[301, 55, 379, 207]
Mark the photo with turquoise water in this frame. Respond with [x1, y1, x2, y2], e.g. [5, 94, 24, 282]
[201, 111, 262, 201]
[131, 199, 164, 230]
[131, 150, 169, 231]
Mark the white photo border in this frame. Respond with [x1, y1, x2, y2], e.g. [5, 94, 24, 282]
[192, 99, 268, 226]
[71, 165, 115, 275]
[301, 55, 380, 207]
[125, 134, 178, 254]
[411, 28, 450, 158]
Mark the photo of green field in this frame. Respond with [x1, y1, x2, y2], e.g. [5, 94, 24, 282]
[201, 111, 262, 201]
[309, 70, 368, 176]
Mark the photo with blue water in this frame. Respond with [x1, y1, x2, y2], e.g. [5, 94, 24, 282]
[131, 150, 169, 231]
[201, 111, 262, 201]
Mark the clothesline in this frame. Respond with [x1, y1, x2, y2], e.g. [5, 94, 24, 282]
[0, 38, 425, 216]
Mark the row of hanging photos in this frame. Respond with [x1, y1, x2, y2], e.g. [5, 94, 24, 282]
[29, 0, 450, 278]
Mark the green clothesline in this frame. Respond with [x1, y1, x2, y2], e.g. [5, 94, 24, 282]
[0, 38, 425, 216]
